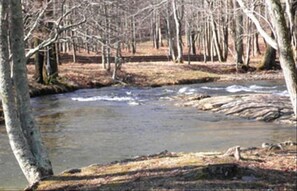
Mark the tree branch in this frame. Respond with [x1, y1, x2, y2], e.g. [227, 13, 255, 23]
[236, 0, 278, 49]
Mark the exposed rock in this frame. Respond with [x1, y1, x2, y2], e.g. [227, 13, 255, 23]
[178, 94, 296, 124]
[62, 168, 82, 174]
[203, 163, 238, 179]
[262, 142, 284, 150]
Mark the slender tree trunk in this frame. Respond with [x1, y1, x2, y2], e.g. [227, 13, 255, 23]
[166, 1, 177, 62]
[72, 38, 77, 63]
[45, 44, 58, 82]
[131, 16, 136, 54]
[34, 38, 44, 84]
[190, 31, 196, 55]
[233, 0, 244, 70]
[222, 22, 229, 61]
[253, 31, 261, 56]
[245, 18, 252, 67]
[44, 0, 58, 81]
[172, 0, 183, 63]
[153, 10, 160, 49]
[101, 44, 106, 69]
[210, 15, 223, 62]
[203, 32, 207, 62]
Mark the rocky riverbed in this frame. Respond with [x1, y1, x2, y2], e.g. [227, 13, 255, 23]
[175, 93, 296, 124]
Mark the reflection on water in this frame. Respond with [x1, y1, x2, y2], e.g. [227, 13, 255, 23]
[0, 80, 295, 189]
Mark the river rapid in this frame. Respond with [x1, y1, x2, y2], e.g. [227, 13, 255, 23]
[0, 80, 296, 190]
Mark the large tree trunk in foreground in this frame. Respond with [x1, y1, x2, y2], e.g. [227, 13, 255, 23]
[1, 0, 42, 186]
[237, 0, 297, 117]
[0, 0, 53, 186]
[266, 0, 297, 116]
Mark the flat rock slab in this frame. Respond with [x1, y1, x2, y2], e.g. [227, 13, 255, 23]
[177, 94, 296, 124]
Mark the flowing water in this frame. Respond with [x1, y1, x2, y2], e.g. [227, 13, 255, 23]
[0, 80, 295, 190]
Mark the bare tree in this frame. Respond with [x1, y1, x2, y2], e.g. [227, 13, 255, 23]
[237, 0, 297, 116]
[0, 0, 53, 186]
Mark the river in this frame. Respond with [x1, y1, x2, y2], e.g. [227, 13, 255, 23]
[0, 80, 296, 190]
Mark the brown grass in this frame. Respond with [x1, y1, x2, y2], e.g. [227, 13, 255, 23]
[34, 146, 297, 191]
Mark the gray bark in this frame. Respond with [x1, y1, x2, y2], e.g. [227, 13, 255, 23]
[172, 0, 183, 63]
[34, 38, 44, 84]
[266, 0, 297, 116]
[1, 0, 42, 186]
[8, 0, 53, 184]
[166, 1, 177, 62]
[233, 0, 244, 69]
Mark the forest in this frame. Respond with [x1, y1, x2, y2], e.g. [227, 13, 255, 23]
[0, 0, 296, 190]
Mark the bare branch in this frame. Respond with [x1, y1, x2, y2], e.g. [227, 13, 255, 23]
[236, 0, 278, 49]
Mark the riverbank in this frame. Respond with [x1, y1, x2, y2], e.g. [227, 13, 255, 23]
[27, 61, 285, 90]
[31, 143, 297, 190]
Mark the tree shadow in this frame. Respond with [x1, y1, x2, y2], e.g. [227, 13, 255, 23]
[36, 162, 296, 191]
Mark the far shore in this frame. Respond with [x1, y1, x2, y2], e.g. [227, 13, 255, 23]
[0, 59, 288, 124]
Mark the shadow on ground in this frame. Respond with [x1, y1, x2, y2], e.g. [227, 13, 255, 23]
[34, 162, 296, 191]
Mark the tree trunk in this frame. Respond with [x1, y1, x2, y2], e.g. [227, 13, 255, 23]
[210, 15, 223, 62]
[258, 41, 277, 70]
[101, 44, 106, 69]
[245, 18, 252, 67]
[290, 0, 297, 63]
[34, 38, 44, 84]
[131, 16, 136, 54]
[222, 25, 229, 61]
[266, 0, 297, 116]
[166, 1, 177, 62]
[172, 0, 183, 63]
[253, 31, 261, 56]
[72, 38, 77, 63]
[45, 44, 58, 82]
[153, 10, 160, 49]
[233, 0, 244, 70]
[44, 0, 58, 82]
[190, 31, 196, 55]
[0, 0, 53, 186]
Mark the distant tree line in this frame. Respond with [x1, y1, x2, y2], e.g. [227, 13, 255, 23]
[0, 0, 296, 188]
[22, 0, 297, 115]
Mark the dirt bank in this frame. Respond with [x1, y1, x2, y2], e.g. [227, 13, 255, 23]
[32, 143, 297, 190]
[27, 61, 284, 89]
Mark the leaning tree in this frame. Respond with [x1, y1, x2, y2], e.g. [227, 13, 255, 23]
[0, 0, 53, 186]
[236, 0, 297, 116]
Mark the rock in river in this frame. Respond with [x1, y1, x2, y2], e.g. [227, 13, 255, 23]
[176, 93, 296, 124]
